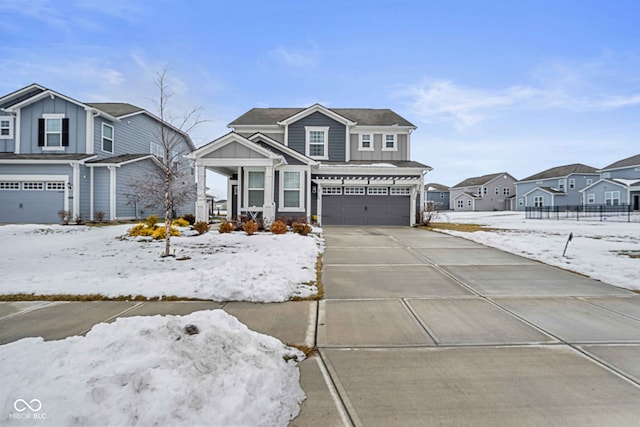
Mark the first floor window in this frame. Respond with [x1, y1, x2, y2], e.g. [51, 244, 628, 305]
[533, 196, 544, 207]
[247, 171, 265, 207]
[587, 193, 596, 204]
[467, 200, 472, 207]
[457, 200, 464, 208]
[0, 118, 12, 138]
[282, 171, 302, 208]
[604, 191, 620, 206]
[102, 123, 114, 153]
[359, 134, 372, 150]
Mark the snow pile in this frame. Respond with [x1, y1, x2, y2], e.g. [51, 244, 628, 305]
[436, 211, 640, 290]
[0, 225, 322, 302]
[0, 310, 305, 426]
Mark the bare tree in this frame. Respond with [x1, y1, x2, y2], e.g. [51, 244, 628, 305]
[129, 67, 205, 257]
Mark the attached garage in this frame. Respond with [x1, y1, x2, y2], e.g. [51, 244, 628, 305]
[0, 178, 67, 223]
[321, 186, 411, 226]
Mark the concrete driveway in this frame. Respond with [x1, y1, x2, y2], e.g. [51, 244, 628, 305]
[313, 226, 640, 426]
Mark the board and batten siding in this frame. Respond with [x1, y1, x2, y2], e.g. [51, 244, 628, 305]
[287, 112, 346, 161]
[79, 164, 92, 219]
[349, 133, 409, 161]
[19, 97, 87, 154]
[0, 113, 15, 152]
[203, 141, 267, 159]
[92, 167, 111, 219]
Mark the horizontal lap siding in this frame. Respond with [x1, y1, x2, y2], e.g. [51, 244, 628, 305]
[116, 159, 164, 219]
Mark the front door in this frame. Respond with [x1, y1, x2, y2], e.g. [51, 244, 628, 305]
[633, 194, 639, 211]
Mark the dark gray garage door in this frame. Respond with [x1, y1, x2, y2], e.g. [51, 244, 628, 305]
[322, 193, 410, 226]
[0, 182, 65, 223]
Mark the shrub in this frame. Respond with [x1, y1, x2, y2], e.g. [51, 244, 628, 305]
[151, 226, 181, 240]
[270, 220, 287, 235]
[173, 218, 190, 227]
[128, 223, 154, 237]
[242, 220, 258, 236]
[74, 214, 83, 225]
[145, 215, 159, 229]
[218, 221, 234, 233]
[194, 221, 210, 234]
[94, 211, 105, 223]
[183, 214, 196, 225]
[292, 222, 312, 236]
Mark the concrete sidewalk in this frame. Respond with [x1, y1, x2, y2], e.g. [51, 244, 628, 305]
[316, 226, 640, 426]
[3, 226, 640, 426]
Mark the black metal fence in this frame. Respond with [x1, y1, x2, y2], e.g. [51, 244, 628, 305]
[525, 204, 639, 222]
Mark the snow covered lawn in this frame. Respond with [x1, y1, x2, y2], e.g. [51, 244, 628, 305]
[0, 310, 305, 426]
[433, 211, 640, 291]
[0, 224, 323, 302]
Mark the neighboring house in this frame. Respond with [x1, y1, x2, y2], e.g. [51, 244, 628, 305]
[515, 163, 599, 210]
[580, 153, 640, 210]
[189, 104, 431, 226]
[450, 172, 516, 211]
[424, 183, 450, 210]
[0, 84, 196, 223]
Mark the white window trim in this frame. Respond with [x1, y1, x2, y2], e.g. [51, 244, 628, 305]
[305, 126, 329, 160]
[22, 182, 44, 191]
[568, 178, 575, 189]
[390, 187, 411, 196]
[0, 181, 20, 190]
[42, 113, 65, 151]
[102, 123, 114, 154]
[278, 168, 305, 212]
[367, 187, 388, 195]
[243, 168, 265, 211]
[0, 117, 13, 139]
[358, 133, 374, 151]
[604, 191, 620, 206]
[46, 182, 66, 191]
[344, 187, 365, 195]
[382, 134, 397, 151]
[587, 193, 596, 204]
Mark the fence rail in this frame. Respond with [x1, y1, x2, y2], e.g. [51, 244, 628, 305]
[525, 204, 639, 222]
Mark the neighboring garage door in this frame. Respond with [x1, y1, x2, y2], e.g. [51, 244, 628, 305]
[0, 181, 65, 223]
[322, 186, 411, 226]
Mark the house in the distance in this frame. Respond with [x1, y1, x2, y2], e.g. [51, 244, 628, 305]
[189, 104, 431, 226]
[424, 183, 450, 210]
[515, 163, 599, 210]
[580, 153, 640, 209]
[0, 84, 196, 223]
[450, 172, 516, 211]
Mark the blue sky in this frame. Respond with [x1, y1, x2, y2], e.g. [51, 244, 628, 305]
[2, 0, 640, 197]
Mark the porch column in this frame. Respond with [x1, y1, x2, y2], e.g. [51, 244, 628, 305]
[263, 165, 275, 226]
[195, 162, 207, 222]
[317, 184, 323, 225]
[410, 185, 417, 226]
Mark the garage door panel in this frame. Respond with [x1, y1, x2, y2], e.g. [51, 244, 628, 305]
[0, 188, 64, 223]
[322, 192, 410, 226]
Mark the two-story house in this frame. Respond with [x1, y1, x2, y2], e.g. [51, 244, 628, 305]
[424, 183, 450, 210]
[450, 172, 516, 211]
[0, 84, 196, 223]
[515, 163, 599, 210]
[580, 153, 640, 209]
[188, 104, 431, 226]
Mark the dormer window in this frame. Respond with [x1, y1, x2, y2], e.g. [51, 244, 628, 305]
[305, 126, 329, 160]
[38, 114, 68, 150]
[359, 133, 373, 151]
[382, 134, 396, 151]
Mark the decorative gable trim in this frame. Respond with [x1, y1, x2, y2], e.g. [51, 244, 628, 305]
[277, 104, 356, 127]
[579, 178, 629, 192]
[188, 132, 281, 161]
[247, 132, 318, 166]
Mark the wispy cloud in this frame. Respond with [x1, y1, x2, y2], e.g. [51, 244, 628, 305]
[395, 79, 538, 129]
[269, 45, 320, 68]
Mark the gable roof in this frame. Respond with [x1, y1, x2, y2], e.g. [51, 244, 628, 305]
[452, 172, 512, 188]
[247, 132, 317, 166]
[425, 183, 449, 192]
[0, 84, 46, 109]
[519, 163, 598, 182]
[601, 153, 640, 171]
[85, 103, 145, 118]
[228, 106, 416, 128]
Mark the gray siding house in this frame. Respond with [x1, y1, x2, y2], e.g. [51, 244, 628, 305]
[580, 153, 640, 209]
[0, 84, 196, 223]
[450, 172, 516, 211]
[515, 163, 599, 210]
[189, 104, 431, 226]
[425, 183, 450, 210]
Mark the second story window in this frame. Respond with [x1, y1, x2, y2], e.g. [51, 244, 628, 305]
[568, 178, 575, 189]
[359, 133, 373, 151]
[102, 123, 114, 153]
[558, 179, 565, 190]
[305, 126, 329, 159]
[0, 118, 12, 139]
[38, 114, 68, 149]
[151, 142, 163, 159]
[382, 134, 396, 151]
